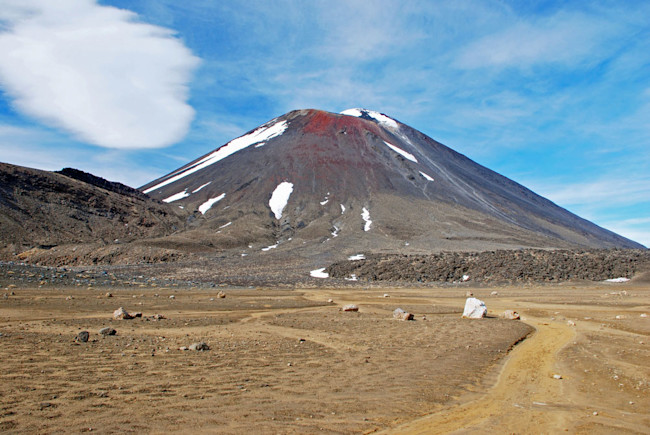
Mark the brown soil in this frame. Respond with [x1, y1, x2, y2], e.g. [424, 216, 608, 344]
[0, 279, 648, 433]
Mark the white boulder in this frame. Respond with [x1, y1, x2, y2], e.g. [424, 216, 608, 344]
[462, 298, 487, 319]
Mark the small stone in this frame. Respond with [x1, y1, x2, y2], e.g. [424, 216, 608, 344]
[77, 331, 89, 342]
[553, 374, 562, 379]
[465, 290, 473, 297]
[113, 307, 133, 320]
[217, 290, 226, 298]
[105, 292, 112, 298]
[99, 327, 116, 336]
[502, 310, 520, 320]
[593, 411, 598, 416]
[640, 313, 648, 318]
[341, 304, 359, 312]
[189, 342, 209, 351]
[65, 296, 73, 300]
[393, 308, 414, 321]
[490, 291, 498, 296]
[169, 295, 175, 299]
[567, 320, 576, 326]
[131, 312, 142, 318]
[383, 294, 390, 298]
[327, 298, 334, 303]
[153, 314, 165, 320]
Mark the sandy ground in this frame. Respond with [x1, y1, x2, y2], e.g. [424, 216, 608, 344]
[0, 280, 648, 434]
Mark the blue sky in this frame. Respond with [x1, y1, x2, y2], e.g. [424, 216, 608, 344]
[0, 0, 648, 247]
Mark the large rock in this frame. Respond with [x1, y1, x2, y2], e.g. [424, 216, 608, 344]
[113, 307, 133, 320]
[393, 308, 414, 321]
[462, 298, 487, 319]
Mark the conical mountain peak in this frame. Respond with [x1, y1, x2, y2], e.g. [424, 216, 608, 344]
[140, 108, 643, 252]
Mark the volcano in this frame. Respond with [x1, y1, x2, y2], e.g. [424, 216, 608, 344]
[140, 108, 643, 254]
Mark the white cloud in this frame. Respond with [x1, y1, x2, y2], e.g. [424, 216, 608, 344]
[0, 0, 200, 149]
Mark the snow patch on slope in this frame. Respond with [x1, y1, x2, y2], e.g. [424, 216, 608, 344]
[144, 119, 288, 193]
[419, 171, 434, 181]
[192, 182, 211, 193]
[269, 182, 294, 219]
[384, 141, 417, 163]
[198, 193, 225, 215]
[310, 268, 329, 278]
[341, 108, 398, 129]
[361, 207, 372, 231]
[162, 190, 189, 203]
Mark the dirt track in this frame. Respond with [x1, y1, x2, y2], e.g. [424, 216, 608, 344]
[0, 278, 648, 433]
[385, 285, 649, 434]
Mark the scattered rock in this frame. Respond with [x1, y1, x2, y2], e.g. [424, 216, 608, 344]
[189, 342, 210, 351]
[465, 290, 473, 297]
[502, 310, 520, 320]
[132, 312, 142, 318]
[179, 346, 188, 351]
[383, 293, 390, 298]
[490, 291, 499, 296]
[567, 320, 576, 327]
[169, 295, 175, 299]
[65, 296, 73, 300]
[77, 331, 89, 342]
[327, 298, 334, 303]
[640, 313, 648, 318]
[393, 308, 414, 321]
[99, 327, 117, 336]
[462, 298, 487, 319]
[113, 307, 133, 320]
[152, 314, 165, 320]
[553, 374, 563, 379]
[217, 290, 226, 298]
[341, 304, 359, 312]
[105, 292, 112, 298]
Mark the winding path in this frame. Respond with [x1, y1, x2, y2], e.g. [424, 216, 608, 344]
[382, 315, 575, 434]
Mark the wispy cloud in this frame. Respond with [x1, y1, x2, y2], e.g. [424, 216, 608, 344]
[537, 177, 650, 208]
[0, 0, 199, 149]
[454, 10, 616, 70]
